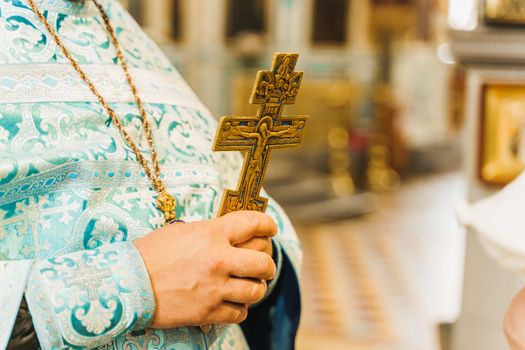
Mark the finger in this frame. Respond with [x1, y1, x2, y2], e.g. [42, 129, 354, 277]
[209, 302, 248, 324]
[236, 237, 273, 256]
[228, 248, 276, 280]
[223, 278, 268, 304]
[218, 211, 277, 244]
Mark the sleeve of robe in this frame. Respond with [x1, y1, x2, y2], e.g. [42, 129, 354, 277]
[24, 242, 156, 350]
[241, 195, 303, 350]
[21, 194, 302, 350]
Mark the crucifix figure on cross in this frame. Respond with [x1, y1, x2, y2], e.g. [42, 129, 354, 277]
[213, 53, 308, 216]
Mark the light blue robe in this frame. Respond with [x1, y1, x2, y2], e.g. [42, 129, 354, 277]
[0, 0, 302, 349]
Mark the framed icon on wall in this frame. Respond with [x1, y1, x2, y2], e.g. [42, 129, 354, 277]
[484, 0, 525, 25]
[479, 84, 525, 185]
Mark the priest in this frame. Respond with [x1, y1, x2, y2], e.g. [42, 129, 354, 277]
[0, 0, 302, 349]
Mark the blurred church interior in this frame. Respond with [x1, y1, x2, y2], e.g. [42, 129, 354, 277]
[122, 0, 525, 349]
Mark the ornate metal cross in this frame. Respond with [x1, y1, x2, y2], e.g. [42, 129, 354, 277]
[213, 53, 308, 216]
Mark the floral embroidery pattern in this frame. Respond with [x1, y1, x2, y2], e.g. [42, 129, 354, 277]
[76, 299, 117, 335]
[87, 216, 125, 248]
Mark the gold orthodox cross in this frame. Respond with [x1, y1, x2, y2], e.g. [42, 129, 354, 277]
[213, 53, 308, 216]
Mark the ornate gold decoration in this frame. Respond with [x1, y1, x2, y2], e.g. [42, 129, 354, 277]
[156, 192, 178, 222]
[213, 53, 308, 216]
[28, 0, 178, 223]
[485, 0, 525, 25]
[480, 84, 525, 185]
[327, 127, 355, 196]
[367, 86, 401, 192]
[322, 83, 357, 197]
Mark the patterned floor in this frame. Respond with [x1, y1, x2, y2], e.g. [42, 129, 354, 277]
[295, 173, 464, 350]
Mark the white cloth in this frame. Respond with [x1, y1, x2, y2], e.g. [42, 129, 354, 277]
[458, 172, 525, 271]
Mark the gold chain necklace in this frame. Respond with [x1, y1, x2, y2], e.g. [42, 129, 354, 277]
[28, 0, 178, 224]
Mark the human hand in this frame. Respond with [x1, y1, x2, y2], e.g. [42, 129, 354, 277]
[133, 211, 278, 329]
[236, 236, 273, 258]
[505, 287, 525, 350]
